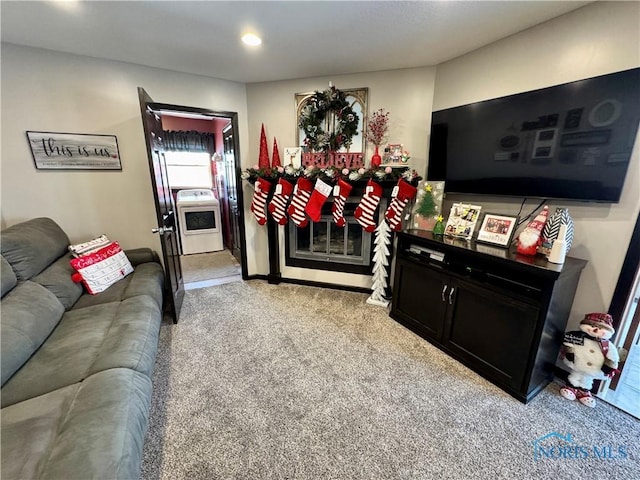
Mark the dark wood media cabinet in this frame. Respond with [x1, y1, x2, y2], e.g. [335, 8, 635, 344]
[390, 230, 586, 403]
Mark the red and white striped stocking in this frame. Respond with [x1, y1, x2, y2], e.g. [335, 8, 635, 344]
[286, 177, 313, 228]
[355, 179, 382, 232]
[268, 178, 294, 225]
[385, 179, 417, 231]
[250, 177, 271, 225]
[332, 178, 353, 227]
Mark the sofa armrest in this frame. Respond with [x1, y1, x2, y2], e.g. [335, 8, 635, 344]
[124, 248, 160, 267]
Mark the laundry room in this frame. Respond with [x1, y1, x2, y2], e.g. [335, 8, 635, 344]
[161, 113, 242, 286]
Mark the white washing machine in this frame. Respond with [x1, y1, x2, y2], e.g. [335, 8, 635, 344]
[176, 189, 223, 254]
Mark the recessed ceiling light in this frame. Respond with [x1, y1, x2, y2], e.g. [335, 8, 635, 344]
[49, 0, 81, 13]
[241, 33, 262, 47]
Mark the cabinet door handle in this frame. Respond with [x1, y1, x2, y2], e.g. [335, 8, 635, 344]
[449, 287, 455, 305]
[441, 284, 448, 302]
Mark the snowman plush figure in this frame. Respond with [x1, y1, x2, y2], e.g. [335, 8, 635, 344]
[560, 313, 619, 408]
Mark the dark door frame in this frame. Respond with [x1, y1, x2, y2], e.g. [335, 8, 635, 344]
[222, 123, 241, 263]
[138, 89, 185, 323]
[150, 102, 249, 280]
[594, 211, 640, 392]
[609, 212, 640, 327]
[607, 212, 640, 390]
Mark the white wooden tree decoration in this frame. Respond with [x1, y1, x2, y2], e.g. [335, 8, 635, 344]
[367, 217, 392, 307]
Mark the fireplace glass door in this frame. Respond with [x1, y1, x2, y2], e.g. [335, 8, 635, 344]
[304, 217, 365, 261]
[286, 202, 372, 274]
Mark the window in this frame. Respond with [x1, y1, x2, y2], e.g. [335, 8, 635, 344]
[165, 152, 212, 189]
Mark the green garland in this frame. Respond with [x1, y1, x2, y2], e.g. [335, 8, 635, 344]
[241, 165, 420, 185]
[298, 86, 359, 153]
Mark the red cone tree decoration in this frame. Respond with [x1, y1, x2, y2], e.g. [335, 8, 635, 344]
[272, 137, 282, 168]
[258, 124, 270, 168]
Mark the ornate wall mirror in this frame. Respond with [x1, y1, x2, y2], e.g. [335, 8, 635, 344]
[295, 87, 368, 157]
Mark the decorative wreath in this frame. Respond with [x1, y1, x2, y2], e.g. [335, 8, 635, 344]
[298, 86, 359, 153]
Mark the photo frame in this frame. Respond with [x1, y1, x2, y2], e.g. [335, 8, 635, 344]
[476, 213, 518, 247]
[444, 203, 482, 240]
[27, 131, 121, 170]
[284, 147, 302, 167]
[383, 143, 403, 164]
[410, 180, 445, 232]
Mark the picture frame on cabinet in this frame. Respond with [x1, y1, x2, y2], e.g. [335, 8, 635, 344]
[476, 213, 518, 247]
[444, 203, 482, 240]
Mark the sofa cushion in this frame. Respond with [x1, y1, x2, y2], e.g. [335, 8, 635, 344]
[0, 281, 65, 386]
[1, 255, 17, 298]
[124, 248, 161, 267]
[1, 368, 152, 480]
[68, 234, 110, 257]
[31, 254, 83, 310]
[70, 241, 134, 294]
[72, 261, 164, 310]
[1, 295, 161, 406]
[0, 218, 70, 281]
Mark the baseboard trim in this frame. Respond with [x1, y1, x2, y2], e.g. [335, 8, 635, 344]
[244, 274, 268, 281]
[244, 273, 371, 294]
[279, 277, 372, 294]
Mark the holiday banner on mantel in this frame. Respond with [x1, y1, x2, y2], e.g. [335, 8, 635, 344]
[26, 131, 122, 170]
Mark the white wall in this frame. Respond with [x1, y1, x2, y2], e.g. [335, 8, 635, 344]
[1, 44, 249, 265]
[433, 1, 640, 329]
[246, 67, 436, 286]
[2, 1, 638, 301]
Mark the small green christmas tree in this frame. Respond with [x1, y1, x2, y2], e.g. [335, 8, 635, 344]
[433, 215, 445, 235]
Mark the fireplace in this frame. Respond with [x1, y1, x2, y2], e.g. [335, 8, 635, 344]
[285, 199, 374, 274]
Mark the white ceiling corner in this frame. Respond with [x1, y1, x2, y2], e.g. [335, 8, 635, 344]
[0, 1, 593, 83]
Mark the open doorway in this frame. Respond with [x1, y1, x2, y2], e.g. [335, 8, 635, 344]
[600, 274, 639, 418]
[158, 108, 244, 289]
[598, 213, 640, 418]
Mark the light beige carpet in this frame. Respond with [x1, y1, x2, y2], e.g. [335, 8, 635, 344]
[180, 250, 240, 283]
[142, 281, 640, 480]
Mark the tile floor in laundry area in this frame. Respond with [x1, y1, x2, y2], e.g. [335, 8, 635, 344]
[181, 250, 241, 289]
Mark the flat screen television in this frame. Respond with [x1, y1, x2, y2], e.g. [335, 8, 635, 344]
[427, 68, 640, 202]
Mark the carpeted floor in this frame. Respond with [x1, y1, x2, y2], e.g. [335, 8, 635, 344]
[180, 250, 241, 284]
[141, 281, 639, 480]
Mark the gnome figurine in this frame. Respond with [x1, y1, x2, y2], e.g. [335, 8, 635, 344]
[517, 205, 549, 256]
[559, 313, 620, 408]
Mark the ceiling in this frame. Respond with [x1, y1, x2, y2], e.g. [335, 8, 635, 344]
[1, 1, 592, 84]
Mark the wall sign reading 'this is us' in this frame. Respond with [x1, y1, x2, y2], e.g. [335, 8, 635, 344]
[26, 131, 122, 170]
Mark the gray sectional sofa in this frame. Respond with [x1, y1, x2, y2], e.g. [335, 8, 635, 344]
[1, 217, 164, 479]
